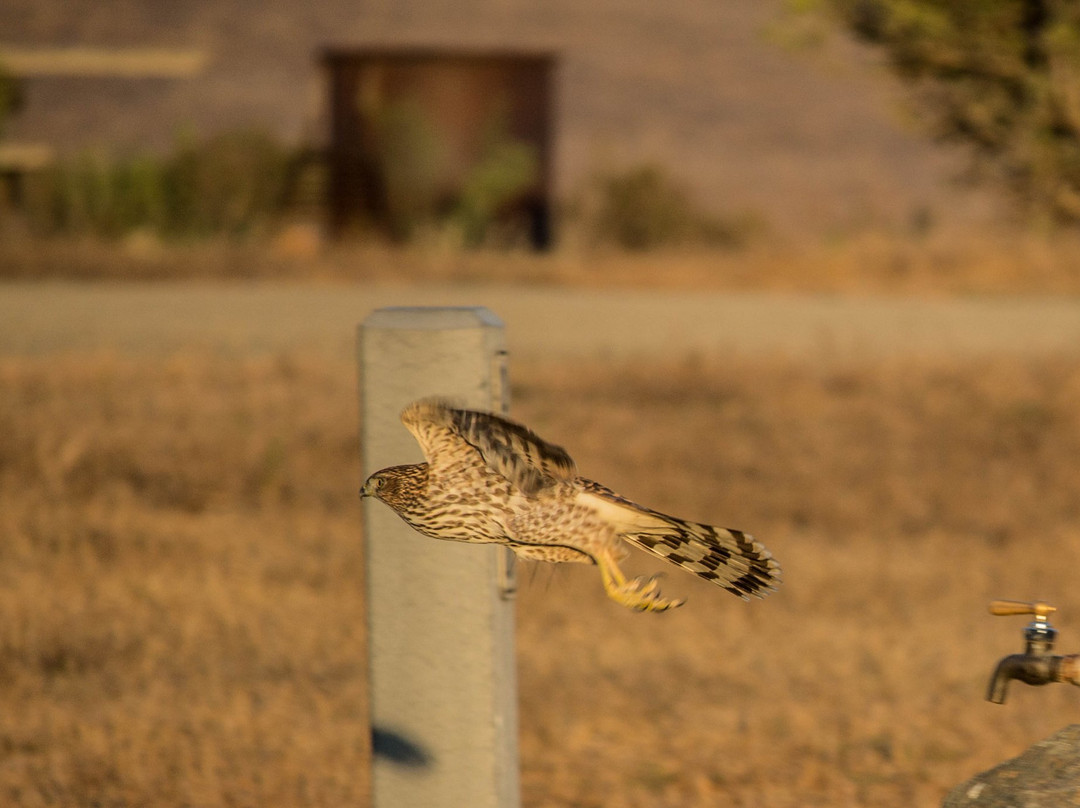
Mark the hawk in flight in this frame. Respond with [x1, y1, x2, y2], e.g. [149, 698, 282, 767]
[361, 399, 780, 611]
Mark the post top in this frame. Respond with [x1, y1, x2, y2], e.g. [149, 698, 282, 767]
[363, 306, 504, 331]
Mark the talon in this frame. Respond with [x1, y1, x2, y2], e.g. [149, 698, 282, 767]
[634, 575, 660, 597]
[596, 549, 685, 612]
[611, 572, 684, 611]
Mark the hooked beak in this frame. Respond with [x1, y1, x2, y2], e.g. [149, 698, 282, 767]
[359, 475, 377, 499]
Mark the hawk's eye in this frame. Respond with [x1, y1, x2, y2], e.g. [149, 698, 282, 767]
[362, 473, 388, 497]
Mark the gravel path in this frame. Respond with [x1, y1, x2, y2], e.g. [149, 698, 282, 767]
[3, 281, 1080, 360]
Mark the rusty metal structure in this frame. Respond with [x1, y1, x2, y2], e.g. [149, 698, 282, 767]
[322, 48, 556, 248]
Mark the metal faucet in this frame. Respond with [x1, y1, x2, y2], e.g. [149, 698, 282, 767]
[986, 599, 1080, 704]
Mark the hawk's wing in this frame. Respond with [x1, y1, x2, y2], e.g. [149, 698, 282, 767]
[401, 398, 577, 495]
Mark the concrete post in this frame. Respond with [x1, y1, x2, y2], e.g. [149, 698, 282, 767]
[358, 307, 519, 808]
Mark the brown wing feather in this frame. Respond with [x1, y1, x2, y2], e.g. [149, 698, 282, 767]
[401, 398, 576, 495]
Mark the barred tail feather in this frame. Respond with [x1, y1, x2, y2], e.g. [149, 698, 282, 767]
[621, 521, 780, 599]
[576, 479, 781, 600]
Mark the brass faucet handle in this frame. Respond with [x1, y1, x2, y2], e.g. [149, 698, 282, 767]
[989, 600, 1057, 620]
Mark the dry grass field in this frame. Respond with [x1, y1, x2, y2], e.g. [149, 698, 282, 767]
[3, 348, 1080, 806]
[6, 227, 1080, 295]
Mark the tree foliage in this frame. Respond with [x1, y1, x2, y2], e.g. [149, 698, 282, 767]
[830, 0, 1080, 223]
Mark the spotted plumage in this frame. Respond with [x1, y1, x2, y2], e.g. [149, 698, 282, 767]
[361, 398, 780, 611]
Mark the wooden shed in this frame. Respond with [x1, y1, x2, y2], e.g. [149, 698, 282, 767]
[322, 48, 556, 248]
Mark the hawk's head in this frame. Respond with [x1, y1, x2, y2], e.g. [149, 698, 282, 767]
[360, 464, 428, 511]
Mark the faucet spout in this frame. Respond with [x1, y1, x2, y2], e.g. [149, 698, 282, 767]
[987, 653, 1080, 704]
[988, 654, 1052, 704]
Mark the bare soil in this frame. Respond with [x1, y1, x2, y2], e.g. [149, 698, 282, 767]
[4, 273, 1080, 365]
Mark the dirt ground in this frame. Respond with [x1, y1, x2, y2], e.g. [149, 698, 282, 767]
[4, 277, 1080, 363]
[2, 346, 1080, 807]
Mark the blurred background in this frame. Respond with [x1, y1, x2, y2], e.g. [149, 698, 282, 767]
[5, 0, 1080, 277]
[3, 1, 1080, 806]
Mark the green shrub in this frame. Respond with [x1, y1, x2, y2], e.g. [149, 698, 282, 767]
[165, 129, 290, 237]
[371, 101, 540, 247]
[19, 129, 293, 239]
[375, 100, 450, 241]
[587, 164, 759, 250]
[454, 135, 539, 247]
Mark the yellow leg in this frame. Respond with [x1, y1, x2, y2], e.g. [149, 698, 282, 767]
[596, 548, 685, 612]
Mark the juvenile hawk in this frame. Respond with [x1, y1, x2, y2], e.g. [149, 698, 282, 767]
[361, 398, 780, 612]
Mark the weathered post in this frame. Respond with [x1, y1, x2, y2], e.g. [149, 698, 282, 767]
[358, 307, 519, 808]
